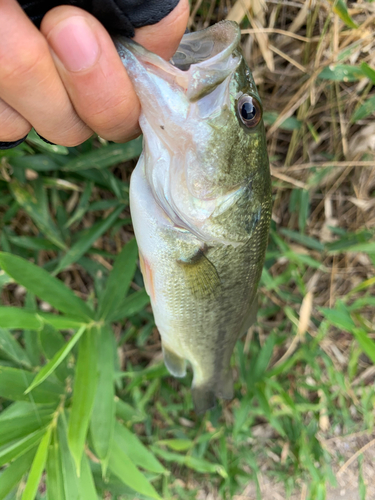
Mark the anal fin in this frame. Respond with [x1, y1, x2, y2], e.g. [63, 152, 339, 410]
[162, 344, 186, 378]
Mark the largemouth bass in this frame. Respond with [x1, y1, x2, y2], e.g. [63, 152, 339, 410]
[116, 21, 272, 413]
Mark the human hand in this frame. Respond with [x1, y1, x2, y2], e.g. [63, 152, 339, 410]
[0, 0, 189, 148]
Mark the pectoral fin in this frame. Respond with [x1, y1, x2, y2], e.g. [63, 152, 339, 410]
[177, 247, 221, 299]
[162, 344, 186, 378]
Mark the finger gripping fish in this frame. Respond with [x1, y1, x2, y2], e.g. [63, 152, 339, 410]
[115, 21, 272, 413]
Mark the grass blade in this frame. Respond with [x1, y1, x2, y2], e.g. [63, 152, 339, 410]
[62, 139, 142, 171]
[114, 421, 165, 474]
[98, 238, 138, 320]
[21, 427, 52, 500]
[68, 327, 98, 473]
[79, 454, 98, 500]
[0, 252, 93, 321]
[0, 307, 43, 331]
[25, 326, 86, 394]
[108, 441, 162, 500]
[57, 414, 80, 500]
[90, 325, 115, 466]
[0, 449, 36, 500]
[0, 366, 63, 403]
[53, 205, 123, 275]
[46, 428, 65, 500]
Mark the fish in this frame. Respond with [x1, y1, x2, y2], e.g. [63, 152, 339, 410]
[115, 20, 272, 413]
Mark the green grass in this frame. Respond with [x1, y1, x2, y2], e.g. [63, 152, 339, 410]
[0, 1, 375, 499]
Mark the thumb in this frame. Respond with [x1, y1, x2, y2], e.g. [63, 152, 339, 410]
[133, 0, 190, 60]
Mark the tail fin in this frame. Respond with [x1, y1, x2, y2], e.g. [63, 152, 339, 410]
[192, 368, 234, 413]
[192, 384, 216, 414]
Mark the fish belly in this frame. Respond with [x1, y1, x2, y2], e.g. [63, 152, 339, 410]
[130, 157, 266, 412]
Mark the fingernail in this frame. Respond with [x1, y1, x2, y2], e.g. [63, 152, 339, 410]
[49, 17, 100, 72]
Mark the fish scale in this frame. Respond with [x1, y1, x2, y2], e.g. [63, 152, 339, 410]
[116, 20, 272, 412]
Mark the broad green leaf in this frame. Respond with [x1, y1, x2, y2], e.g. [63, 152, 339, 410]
[109, 289, 150, 322]
[26, 326, 86, 394]
[10, 179, 66, 250]
[108, 441, 162, 500]
[115, 399, 145, 423]
[68, 327, 98, 473]
[0, 252, 93, 321]
[351, 94, 375, 122]
[46, 428, 65, 500]
[152, 447, 227, 477]
[57, 415, 80, 500]
[263, 111, 301, 131]
[90, 325, 115, 465]
[7, 236, 59, 252]
[361, 62, 375, 83]
[53, 205, 123, 275]
[352, 328, 375, 365]
[62, 139, 142, 171]
[0, 328, 31, 367]
[38, 313, 85, 330]
[0, 429, 45, 467]
[318, 64, 363, 82]
[0, 366, 63, 403]
[320, 307, 356, 332]
[114, 421, 165, 474]
[21, 427, 51, 500]
[156, 439, 193, 452]
[0, 448, 36, 500]
[330, 0, 358, 28]
[79, 454, 97, 500]
[98, 238, 138, 320]
[65, 182, 93, 228]
[9, 155, 61, 172]
[0, 308, 43, 331]
[0, 401, 55, 421]
[0, 411, 52, 447]
[26, 129, 69, 155]
[279, 229, 324, 251]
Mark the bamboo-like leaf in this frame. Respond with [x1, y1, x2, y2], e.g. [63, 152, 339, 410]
[0, 307, 43, 331]
[10, 179, 66, 250]
[21, 427, 52, 500]
[38, 313, 86, 330]
[0, 328, 31, 367]
[0, 252, 93, 321]
[318, 64, 364, 82]
[79, 454, 98, 500]
[0, 429, 45, 467]
[90, 325, 115, 465]
[0, 448, 36, 500]
[26, 326, 86, 394]
[68, 327, 99, 473]
[0, 366, 63, 403]
[108, 441, 162, 500]
[351, 94, 375, 123]
[0, 411, 52, 447]
[57, 415, 80, 500]
[352, 328, 375, 365]
[62, 139, 142, 171]
[46, 428, 65, 500]
[53, 205, 123, 275]
[330, 0, 358, 28]
[361, 62, 375, 84]
[98, 238, 138, 320]
[114, 421, 165, 474]
[109, 289, 150, 322]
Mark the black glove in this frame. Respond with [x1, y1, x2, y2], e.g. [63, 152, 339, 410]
[18, 0, 180, 37]
[0, 0, 180, 150]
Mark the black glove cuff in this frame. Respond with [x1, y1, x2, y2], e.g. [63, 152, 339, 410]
[0, 136, 28, 150]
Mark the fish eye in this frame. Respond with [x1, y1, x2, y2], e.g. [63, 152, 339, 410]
[237, 95, 262, 128]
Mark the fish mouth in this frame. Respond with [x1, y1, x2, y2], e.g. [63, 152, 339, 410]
[114, 20, 241, 102]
